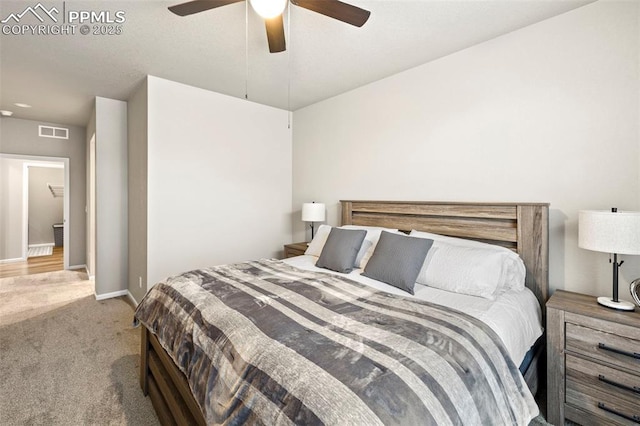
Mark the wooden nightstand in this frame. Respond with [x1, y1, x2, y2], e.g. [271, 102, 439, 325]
[547, 290, 640, 425]
[283, 242, 308, 258]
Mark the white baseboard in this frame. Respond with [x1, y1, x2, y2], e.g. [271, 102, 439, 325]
[85, 265, 94, 278]
[127, 290, 139, 306]
[0, 257, 26, 264]
[95, 289, 128, 301]
[69, 264, 87, 271]
[97, 289, 139, 306]
[28, 243, 55, 248]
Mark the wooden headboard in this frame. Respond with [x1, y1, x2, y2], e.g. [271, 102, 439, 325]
[341, 200, 549, 314]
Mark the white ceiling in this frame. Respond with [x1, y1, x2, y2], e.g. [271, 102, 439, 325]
[0, 0, 594, 127]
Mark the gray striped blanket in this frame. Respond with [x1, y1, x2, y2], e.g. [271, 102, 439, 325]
[135, 259, 538, 425]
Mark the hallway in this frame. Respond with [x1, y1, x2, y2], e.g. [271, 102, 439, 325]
[0, 247, 66, 278]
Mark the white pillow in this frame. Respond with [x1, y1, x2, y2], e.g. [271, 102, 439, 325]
[305, 224, 332, 257]
[340, 226, 399, 269]
[305, 225, 399, 269]
[410, 230, 526, 299]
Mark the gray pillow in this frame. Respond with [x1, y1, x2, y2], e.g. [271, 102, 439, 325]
[316, 228, 367, 273]
[362, 231, 433, 294]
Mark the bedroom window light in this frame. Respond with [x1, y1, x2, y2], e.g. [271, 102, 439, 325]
[302, 202, 326, 240]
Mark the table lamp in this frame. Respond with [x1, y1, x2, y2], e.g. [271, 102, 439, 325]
[578, 208, 640, 311]
[302, 202, 325, 239]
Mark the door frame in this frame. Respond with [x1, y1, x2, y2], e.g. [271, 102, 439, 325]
[0, 153, 70, 269]
[87, 133, 96, 279]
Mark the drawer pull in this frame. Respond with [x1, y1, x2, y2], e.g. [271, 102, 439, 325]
[597, 402, 640, 423]
[598, 375, 640, 394]
[598, 343, 640, 359]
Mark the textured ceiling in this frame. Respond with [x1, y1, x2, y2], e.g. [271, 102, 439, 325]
[0, 0, 594, 127]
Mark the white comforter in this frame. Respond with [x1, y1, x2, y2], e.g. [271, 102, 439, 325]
[284, 255, 543, 365]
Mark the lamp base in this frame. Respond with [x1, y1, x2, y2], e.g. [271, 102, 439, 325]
[597, 296, 635, 311]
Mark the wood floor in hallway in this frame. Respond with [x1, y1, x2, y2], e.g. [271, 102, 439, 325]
[0, 247, 67, 278]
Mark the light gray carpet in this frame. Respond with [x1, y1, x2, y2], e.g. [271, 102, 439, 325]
[0, 270, 159, 425]
[0, 270, 94, 326]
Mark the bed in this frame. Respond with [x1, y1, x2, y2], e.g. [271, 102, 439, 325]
[136, 200, 549, 425]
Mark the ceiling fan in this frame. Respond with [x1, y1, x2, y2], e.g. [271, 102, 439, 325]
[168, 0, 371, 53]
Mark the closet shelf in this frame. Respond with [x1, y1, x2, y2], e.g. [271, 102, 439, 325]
[48, 183, 64, 198]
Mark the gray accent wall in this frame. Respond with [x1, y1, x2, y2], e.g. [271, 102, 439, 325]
[0, 157, 26, 260]
[0, 117, 86, 267]
[28, 166, 64, 245]
[93, 97, 128, 297]
[127, 80, 148, 304]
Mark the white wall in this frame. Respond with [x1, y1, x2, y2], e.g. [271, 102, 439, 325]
[292, 1, 640, 298]
[145, 76, 292, 287]
[94, 97, 128, 297]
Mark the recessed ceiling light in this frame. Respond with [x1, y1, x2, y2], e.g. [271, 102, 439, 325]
[14, 103, 31, 108]
[0, 110, 14, 117]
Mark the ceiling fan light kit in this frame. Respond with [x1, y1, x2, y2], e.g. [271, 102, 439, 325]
[168, 0, 370, 53]
[250, 0, 287, 19]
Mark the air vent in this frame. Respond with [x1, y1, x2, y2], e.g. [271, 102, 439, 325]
[39, 125, 69, 139]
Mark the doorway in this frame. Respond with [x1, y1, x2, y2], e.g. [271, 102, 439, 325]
[0, 154, 69, 275]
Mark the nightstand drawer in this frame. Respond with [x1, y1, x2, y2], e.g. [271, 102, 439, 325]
[566, 322, 640, 374]
[566, 354, 640, 424]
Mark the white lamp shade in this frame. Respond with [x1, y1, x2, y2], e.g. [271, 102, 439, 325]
[579, 210, 640, 255]
[301, 203, 326, 222]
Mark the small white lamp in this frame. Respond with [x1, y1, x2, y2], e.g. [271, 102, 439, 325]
[579, 208, 640, 311]
[302, 202, 325, 240]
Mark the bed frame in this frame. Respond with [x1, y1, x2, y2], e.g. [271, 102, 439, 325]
[140, 200, 549, 425]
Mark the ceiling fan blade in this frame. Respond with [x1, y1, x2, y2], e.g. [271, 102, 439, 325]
[168, 0, 243, 16]
[291, 0, 370, 27]
[265, 15, 286, 53]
